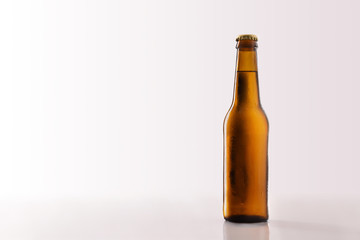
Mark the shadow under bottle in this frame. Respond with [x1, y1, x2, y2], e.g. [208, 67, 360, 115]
[223, 221, 269, 240]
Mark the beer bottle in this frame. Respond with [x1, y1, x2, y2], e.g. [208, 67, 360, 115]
[223, 34, 269, 223]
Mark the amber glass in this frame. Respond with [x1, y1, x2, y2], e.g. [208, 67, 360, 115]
[223, 39, 269, 223]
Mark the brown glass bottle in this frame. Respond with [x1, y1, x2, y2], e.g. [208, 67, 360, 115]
[223, 34, 269, 223]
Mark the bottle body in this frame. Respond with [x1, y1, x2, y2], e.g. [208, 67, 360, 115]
[223, 36, 269, 223]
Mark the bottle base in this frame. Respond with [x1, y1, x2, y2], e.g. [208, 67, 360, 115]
[224, 215, 268, 223]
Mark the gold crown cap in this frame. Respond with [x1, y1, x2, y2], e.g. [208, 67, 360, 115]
[236, 34, 258, 41]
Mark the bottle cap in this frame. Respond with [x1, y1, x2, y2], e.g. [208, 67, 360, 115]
[236, 34, 258, 41]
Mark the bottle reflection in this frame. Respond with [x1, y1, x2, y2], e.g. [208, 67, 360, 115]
[223, 221, 269, 240]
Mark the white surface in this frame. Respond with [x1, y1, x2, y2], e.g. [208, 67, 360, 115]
[0, 196, 359, 239]
[1, 0, 360, 237]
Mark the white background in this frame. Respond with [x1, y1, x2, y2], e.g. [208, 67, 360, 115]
[1, 0, 360, 239]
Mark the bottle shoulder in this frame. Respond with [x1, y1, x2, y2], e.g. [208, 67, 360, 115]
[225, 105, 267, 118]
[224, 105, 269, 129]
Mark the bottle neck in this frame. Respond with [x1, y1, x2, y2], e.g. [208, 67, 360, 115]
[233, 44, 260, 107]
